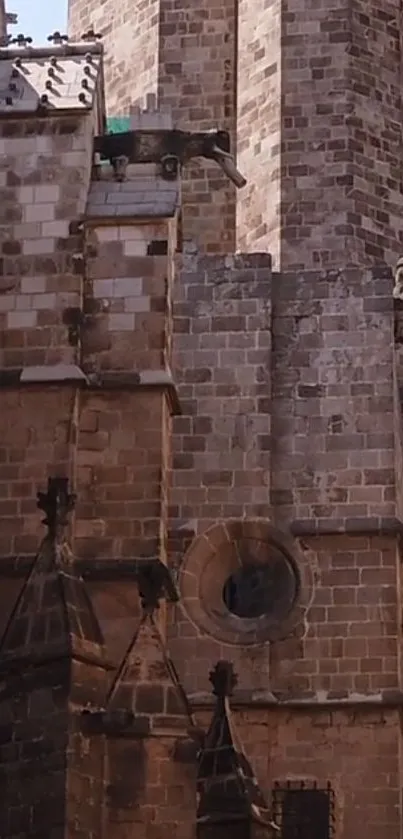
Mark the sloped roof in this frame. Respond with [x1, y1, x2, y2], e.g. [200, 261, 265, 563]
[0, 41, 102, 114]
[197, 661, 273, 826]
[107, 609, 195, 729]
[0, 478, 107, 673]
[86, 170, 180, 219]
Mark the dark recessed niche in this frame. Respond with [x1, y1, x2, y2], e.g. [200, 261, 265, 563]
[222, 554, 298, 620]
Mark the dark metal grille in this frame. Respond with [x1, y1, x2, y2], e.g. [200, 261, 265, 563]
[272, 781, 335, 839]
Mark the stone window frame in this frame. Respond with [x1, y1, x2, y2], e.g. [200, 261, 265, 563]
[271, 780, 336, 839]
[179, 519, 314, 647]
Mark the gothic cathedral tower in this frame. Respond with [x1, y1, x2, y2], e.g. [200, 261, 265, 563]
[68, 0, 403, 268]
[0, 1, 401, 836]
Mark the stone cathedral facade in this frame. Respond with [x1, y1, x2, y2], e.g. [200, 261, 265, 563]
[0, 1, 402, 838]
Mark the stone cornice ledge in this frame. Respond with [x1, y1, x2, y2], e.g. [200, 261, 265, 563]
[0, 366, 181, 415]
[0, 558, 179, 599]
[0, 365, 87, 385]
[290, 516, 403, 537]
[169, 519, 403, 540]
[85, 369, 181, 414]
[190, 688, 403, 710]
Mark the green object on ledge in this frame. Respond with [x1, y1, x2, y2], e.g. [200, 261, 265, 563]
[106, 116, 131, 134]
[97, 117, 131, 166]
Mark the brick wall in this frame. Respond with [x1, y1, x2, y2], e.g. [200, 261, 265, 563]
[0, 115, 92, 368]
[74, 214, 177, 561]
[168, 530, 398, 697]
[68, 0, 160, 113]
[107, 737, 195, 839]
[83, 222, 173, 372]
[75, 390, 171, 560]
[393, 340, 403, 520]
[0, 99, 178, 565]
[0, 389, 77, 556]
[1, 23, 402, 839]
[0, 673, 69, 838]
[171, 260, 396, 532]
[236, 0, 403, 269]
[68, 0, 237, 253]
[189, 704, 401, 838]
[171, 250, 272, 529]
[67, 724, 107, 838]
[157, 0, 237, 252]
[236, 706, 400, 839]
[169, 255, 398, 703]
[169, 251, 273, 694]
[0, 110, 92, 557]
[270, 534, 398, 698]
[270, 266, 395, 529]
[236, 0, 281, 260]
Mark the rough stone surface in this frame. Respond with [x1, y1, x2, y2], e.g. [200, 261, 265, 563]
[75, 390, 171, 562]
[270, 265, 395, 528]
[87, 164, 180, 219]
[237, 0, 403, 270]
[0, 7, 402, 838]
[82, 220, 175, 371]
[0, 111, 95, 369]
[68, 0, 237, 253]
[171, 251, 272, 527]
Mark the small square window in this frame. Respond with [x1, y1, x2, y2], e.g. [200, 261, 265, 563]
[272, 782, 335, 839]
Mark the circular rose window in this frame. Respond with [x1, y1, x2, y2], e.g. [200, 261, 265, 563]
[180, 520, 309, 646]
[222, 553, 298, 620]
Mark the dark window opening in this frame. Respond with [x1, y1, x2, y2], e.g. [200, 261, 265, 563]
[272, 782, 335, 839]
[222, 554, 298, 620]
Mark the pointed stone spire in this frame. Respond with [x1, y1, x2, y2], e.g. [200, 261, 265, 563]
[197, 661, 277, 838]
[107, 561, 195, 732]
[0, 478, 108, 682]
[101, 563, 199, 833]
[0, 480, 111, 838]
[37, 476, 76, 538]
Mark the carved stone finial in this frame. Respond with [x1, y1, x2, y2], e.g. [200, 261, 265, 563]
[136, 560, 179, 614]
[81, 27, 103, 42]
[11, 33, 32, 47]
[136, 563, 165, 613]
[209, 660, 238, 698]
[37, 477, 76, 536]
[47, 31, 68, 45]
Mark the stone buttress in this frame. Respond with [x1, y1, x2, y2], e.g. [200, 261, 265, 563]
[0, 478, 111, 838]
